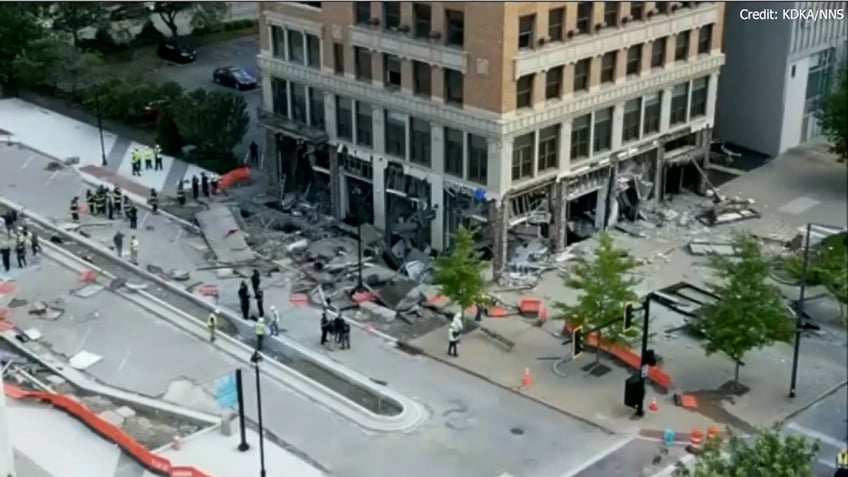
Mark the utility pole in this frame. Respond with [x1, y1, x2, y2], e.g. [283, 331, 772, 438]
[0, 371, 15, 477]
[790, 223, 812, 398]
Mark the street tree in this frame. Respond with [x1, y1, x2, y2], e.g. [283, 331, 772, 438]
[49, 3, 108, 45]
[150, 2, 229, 37]
[0, 3, 45, 86]
[673, 427, 819, 477]
[699, 234, 794, 387]
[434, 227, 487, 313]
[171, 88, 249, 169]
[818, 233, 848, 324]
[818, 67, 848, 163]
[555, 233, 639, 365]
[13, 39, 102, 95]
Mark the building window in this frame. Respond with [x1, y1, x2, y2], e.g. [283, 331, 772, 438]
[571, 114, 591, 160]
[690, 77, 708, 118]
[574, 58, 590, 91]
[670, 82, 690, 125]
[444, 127, 464, 177]
[413, 61, 431, 96]
[384, 111, 406, 158]
[537, 125, 559, 171]
[271, 26, 285, 59]
[546, 67, 562, 99]
[271, 78, 288, 116]
[383, 2, 400, 30]
[576, 2, 592, 34]
[333, 43, 345, 75]
[516, 74, 533, 108]
[410, 118, 431, 166]
[643, 92, 661, 135]
[467, 134, 488, 184]
[622, 98, 641, 143]
[626, 44, 642, 75]
[445, 10, 464, 47]
[631, 2, 644, 20]
[511, 133, 534, 181]
[291, 83, 307, 123]
[288, 30, 305, 64]
[657, 2, 671, 15]
[354, 47, 372, 81]
[675, 31, 690, 61]
[354, 2, 371, 25]
[604, 2, 619, 27]
[306, 34, 320, 69]
[698, 25, 713, 54]
[413, 3, 431, 39]
[383, 54, 401, 90]
[355, 102, 373, 147]
[444, 68, 464, 105]
[336, 97, 353, 140]
[601, 51, 616, 84]
[651, 38, 666, 68]
[548, 8, 564, 42]
[518, 15, 535, 49]
[593, 108, 613, 153]
[309, 88, 324, 128]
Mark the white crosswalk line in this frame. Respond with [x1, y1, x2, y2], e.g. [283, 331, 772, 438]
[786, 422, 847, 449]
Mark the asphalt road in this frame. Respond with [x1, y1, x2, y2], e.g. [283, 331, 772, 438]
[782, 385, 848, 476]
[146, 35, 262, 159]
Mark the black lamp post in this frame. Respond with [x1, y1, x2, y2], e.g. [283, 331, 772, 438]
[250, 351, 267, 477]
[351, 187, 365, 293]
[94, 85, 107, 166]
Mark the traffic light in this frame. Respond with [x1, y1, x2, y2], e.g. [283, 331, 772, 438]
[623, 302, 636, 332]
[572, 326, 584, 359]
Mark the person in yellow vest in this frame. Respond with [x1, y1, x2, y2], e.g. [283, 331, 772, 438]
[131, 148, 142, 176]
[207, 310, 219, 343]
[144, 146, 154, 170]
[255, 317, 266, 352]
[837, 448, 848, 468]
[154, 144, 163, 170]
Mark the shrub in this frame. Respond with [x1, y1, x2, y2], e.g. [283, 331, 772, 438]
[78, 27, 120, 54]
[156, 108, 184, 155]
[82, 78, 182, 123]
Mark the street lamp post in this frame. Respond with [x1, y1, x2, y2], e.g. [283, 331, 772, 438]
[789, 223, 813, 399]
[351, 187, 365, 293]
[634, 294, 654, 418]
[94, 86, 107, 166]
[250, 351, 267, 477]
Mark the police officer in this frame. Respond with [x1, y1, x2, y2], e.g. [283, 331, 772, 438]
[29, 230, 40, 256]
[154, 144, 163, 171]
[176, 181, 186, 206]
[148, 189, 159, 213]
[269, 306, 280, 336]
[191, 175, 200, 200]
[113, 230, 124, 257]
[207, 310, 219, 343]
[85, 189, 95, 216]
[255, 317, 266, 352]
[129, 235, 139, 264]
[255, 288, 265, 318]
[131, 148, 142, 176]
[144, 146, 154, 170]
[70, 196, 80, 222]
[333, 313, 344, 345]
[113, 186, 123, 215]
[320, 310, 331, 346]
[0, 239, 10, 272]
[15, 239, 26, 268]
[127, 202, 138, 229]
[238, 281, 250, 320]
[201, 172, 210, 197]
[339, 319, 351, 350]
[250, 269, 261, 295]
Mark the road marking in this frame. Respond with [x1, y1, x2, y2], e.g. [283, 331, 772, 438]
[45, 170, 60, 186]
[19, 155, 35, 170]
[117, 350, 131, 372]
[557, 435, 635, 477]
[140, 212, 150, 228]
[74, 325, 91, 354]
[786, 422, 847, 449]
[818, 457, 836, 469]
[778, 196, 820, 215]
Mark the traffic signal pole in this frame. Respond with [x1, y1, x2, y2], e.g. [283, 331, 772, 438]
[634, 294, 652, 418]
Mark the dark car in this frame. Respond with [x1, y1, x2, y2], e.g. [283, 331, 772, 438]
[157, 41, 196, 64]
[212, 66, 258, 90]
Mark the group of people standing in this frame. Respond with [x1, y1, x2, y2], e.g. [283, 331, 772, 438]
[130, 145, 164, 176]
[320, 300, 351, 350]
[1, 211, 40, 272]
[235, 270, 280, 352]
[176, 172, 219, 206]
[72, 185, 139, 229]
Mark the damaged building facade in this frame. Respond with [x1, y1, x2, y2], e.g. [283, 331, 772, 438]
[256, 1, 725, 277]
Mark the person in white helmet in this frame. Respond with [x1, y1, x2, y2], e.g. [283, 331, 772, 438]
[269, 306, 280, 336]
[207, 309, 220, 343]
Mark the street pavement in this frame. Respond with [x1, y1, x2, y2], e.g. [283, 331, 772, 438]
[0, 145, 624, 477]
[782, 385, 848, 476]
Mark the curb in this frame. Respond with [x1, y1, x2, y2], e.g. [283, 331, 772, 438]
[399, 341, 618, 435]
[776, 379, 848, 426]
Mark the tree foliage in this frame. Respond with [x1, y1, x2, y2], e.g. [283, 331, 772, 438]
[818, 67, 848, 163]
[0, 3, 46, 85]
[48, 2, 107, 45]
[673, 427, 819, 477]
[434, 227, 487, 310]
[555, 233, 639, 358]
[151, 2, 229, 37]
[700, 234, 794, 385]
[171, 88, 249, 163]
[12, 38, 102, 94]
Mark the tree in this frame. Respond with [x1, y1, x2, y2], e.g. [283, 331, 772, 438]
[171, 88, 249, 165]
[49, 3, 107, 46]
[817, 233, 848, 324]
[13, 38, 102, 95]
[0, 3, 46, 86]
[151, 2, 229, 37]
[555, 233, 639, 365]
[673, 428, 819, 477]
[699, 234, 794, 387]
[433, 227, 487, 312]
[104, 2, 149, 47]
[818, 66, 848, 163]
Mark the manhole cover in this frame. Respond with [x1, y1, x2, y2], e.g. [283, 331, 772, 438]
[510, 427, 524, 435]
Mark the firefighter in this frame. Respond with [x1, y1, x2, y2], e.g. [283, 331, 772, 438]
[85, 189, 95, 216]
[113, 186, 123, 215]
[201, 172, 210, 197]
[154, 144, 163, 171]
[70, 196, 80, 222]
[191, 175, 200, 200]
[207, 310, 219, 343]
[176, 181, 186, 206]
[127, 202, 138, 229]
[148, 189, 159, 214]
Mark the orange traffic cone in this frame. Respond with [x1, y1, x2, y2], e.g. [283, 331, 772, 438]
[648, 397, 659, 412]
[522, 368, 533, 387]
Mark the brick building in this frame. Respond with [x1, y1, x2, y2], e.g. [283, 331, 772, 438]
[256, 1, 725, 276]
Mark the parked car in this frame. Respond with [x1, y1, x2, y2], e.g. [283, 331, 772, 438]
[212, 66, 258, 90]
[157, 41, 196, 64]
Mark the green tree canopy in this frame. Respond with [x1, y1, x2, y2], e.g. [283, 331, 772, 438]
[171, 88, 249, 168]
[818, 67, 848, 163]
[674, 428, 819, 477]
[150, 2, 229, 37]
[48, 3, 107, 45]
[12, 38, 102, 94]
[555, 233, 639, 362]
[434, 227, 487, 310]
[0, 3, 46, 86]
[700, 234, 794, 385]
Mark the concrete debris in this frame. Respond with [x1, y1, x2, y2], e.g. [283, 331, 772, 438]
[688, 240, 738, 256]
[360, 301, 397, 323]
[63, 156, 80, 166]
[98, 410, 126, 427]
[22, 328, 42, 341]
[72, 284, 104, 298]
[69, 350, 102, 370]
[167, 269, 190, 281]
